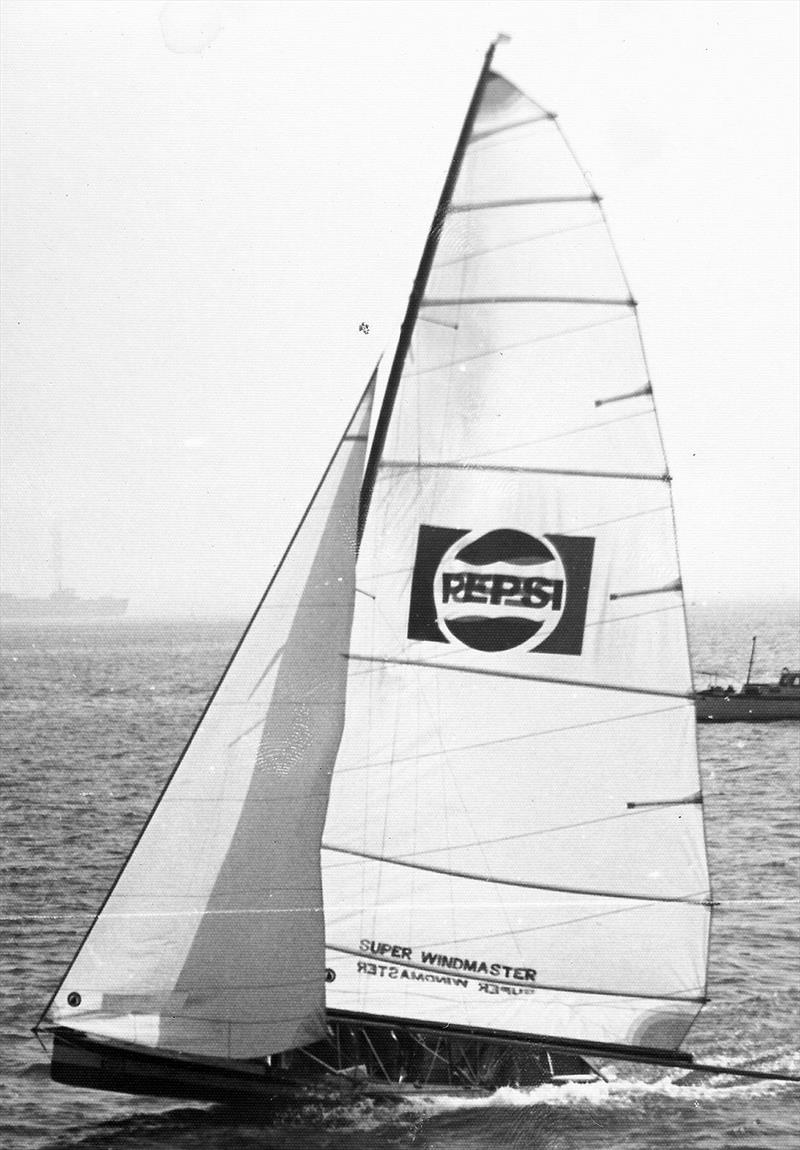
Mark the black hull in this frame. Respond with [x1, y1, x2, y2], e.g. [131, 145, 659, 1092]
[50, 1024, 598, 1104]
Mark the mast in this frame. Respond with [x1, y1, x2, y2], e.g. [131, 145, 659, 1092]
[745, 635, 757, 686]
[356, 38, 501, 544]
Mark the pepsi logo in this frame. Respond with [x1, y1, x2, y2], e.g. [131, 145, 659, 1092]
[408, 525, 595, 657]
[433, 529, 567, 653]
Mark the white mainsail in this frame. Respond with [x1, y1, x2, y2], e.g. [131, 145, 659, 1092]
[322, 70, 710, 1051]
[44, 384, 374, 1060]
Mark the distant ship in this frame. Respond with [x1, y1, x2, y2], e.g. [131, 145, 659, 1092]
[0, 526, 127, 620]
[695, 637, 800, 722]
[0, 589, 128, 620]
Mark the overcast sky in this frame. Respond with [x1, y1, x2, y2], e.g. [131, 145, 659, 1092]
[1, 0, 798, 613]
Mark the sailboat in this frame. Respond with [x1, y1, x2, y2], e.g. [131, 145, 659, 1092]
[695, 637, 800, 723]
[38, 39, 798, 1103]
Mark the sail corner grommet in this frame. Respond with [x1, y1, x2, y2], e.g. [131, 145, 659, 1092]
[66, 992, 81, 1008]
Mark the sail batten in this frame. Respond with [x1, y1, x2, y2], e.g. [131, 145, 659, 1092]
[323, 62, 710, 1051]
[377, 461, 669, 481]
[422, 294, 633, 305]
[449, 195, 600, 210]
[469, 111, 553, 142]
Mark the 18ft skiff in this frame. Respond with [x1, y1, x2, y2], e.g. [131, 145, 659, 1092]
[37, 38, 798, 1101]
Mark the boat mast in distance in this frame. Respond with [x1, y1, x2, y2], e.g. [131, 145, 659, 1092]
[745, 635, 757, 686]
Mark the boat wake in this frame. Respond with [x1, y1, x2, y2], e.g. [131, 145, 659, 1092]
[228, 1054, 800, 1130]
[29, 1057, 799, 1150]
[393, 1060, 794, 1120]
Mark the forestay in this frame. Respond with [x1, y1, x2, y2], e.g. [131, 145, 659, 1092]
[322, 70, 711, 1051]
[44, 384, 374, 1061]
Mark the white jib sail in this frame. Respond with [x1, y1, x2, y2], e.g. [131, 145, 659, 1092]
[45, 384, 374, 1061]
[322, 70, 711, 1051]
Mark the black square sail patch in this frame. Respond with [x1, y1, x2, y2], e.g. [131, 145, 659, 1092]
[407, 525, 595, 655]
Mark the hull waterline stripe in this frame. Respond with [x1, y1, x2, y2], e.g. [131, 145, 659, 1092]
[346, 653, 694, 701]
[377, 460, 670, 482]
[325, 943, 705, 1002]
[321, 843, 709, 905]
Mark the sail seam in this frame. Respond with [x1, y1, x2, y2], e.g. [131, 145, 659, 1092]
[333, 702, 690, 775]
[321, 844, 708, 905]
[451, 409, 655, 461]
[323, 802, 702, 858]
[406, 311, 633, 379]
[585, 603, 683, 628]
[436, 218, 602, 269]
[349, 506, 673, 590]
[419, 893, 703, 951]
[346, 653, 693, 700]
[326, 945, 706, 1002]
[374, 409, 655, 478]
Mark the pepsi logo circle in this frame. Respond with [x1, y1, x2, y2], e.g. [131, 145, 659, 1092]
[432, 528, 567, 653]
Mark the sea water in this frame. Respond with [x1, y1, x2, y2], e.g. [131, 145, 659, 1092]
[2, 603, 798, 1149]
